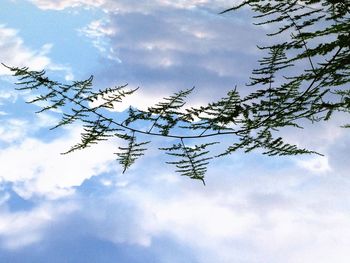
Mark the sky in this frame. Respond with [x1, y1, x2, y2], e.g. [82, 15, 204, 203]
[0, 0, 349, 262]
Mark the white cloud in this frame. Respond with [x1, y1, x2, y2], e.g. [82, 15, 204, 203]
[61, 0, 266, 127]
[0, 25, 51, 75]
[32, 0, 262, 88]
[0, 119, 29, 143]
[48, 64, 75, 81]
[0, 89, 18, 116]
[54, 122, 348, 262]
[0, 201, 77, 249]
[280, 117, 347, 154]
[30, 0, 241, 13]
[296, 155, 331, 174]
[71, 162, 350, 263]
[0, 112, 60, 144]
[81, 19, 116, 38]
[29, 0, 104, 10]
[79, 19, 121, 62]
[0, 24, 74, 80]
[0, 126, 119, 199]
[0, 90, 18, 104]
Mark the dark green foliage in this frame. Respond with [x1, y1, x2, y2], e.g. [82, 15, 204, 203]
[248, 45, 293, 87]
[3, 0, 349, 183]
[122, 88, 194, 133]
[115, 132, 150, 173]
[222, 0, 350, 128]
[63, 117, 121, 154]
[218, 128, 318, 157]
[221, 0, 350, 90]
[160, 141, 218, 185]
[184, 88, 243, 134]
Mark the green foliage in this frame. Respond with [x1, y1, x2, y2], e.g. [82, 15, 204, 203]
[184, 88, 242, 134]
[218, 128, 318, 157]
[160, 141, 218, 185]
[115, 132, 150, 173]
[3, 0, 349, 184]
[125, 88, 194, 136]
[63, 117, 120, 154]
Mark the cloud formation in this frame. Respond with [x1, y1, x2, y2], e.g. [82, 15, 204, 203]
[0, 25, 51, 75]
[71, 0, 267, 118]
[0, 201, 77, 249]
[0, 125, 118, 199]
[30, 0, 240, 13]
[3, 160, 348, 262]
[29, 0, 104, 10]
[0, 24, 74, 81]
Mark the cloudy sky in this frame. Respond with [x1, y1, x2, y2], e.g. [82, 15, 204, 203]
[0, 0, 349, 262]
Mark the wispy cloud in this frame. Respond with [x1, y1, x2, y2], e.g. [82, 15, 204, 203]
[0, 24, 51, 75]
[29, 0, 104, 10]
[0, 24, 74, 81]
[79, 19, 121, 62]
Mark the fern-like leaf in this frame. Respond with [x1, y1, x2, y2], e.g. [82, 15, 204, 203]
[146, 87, 194, 135]
[115, 132, 150, 173]
[160, 140, 218, 184]
[185, 89, 243, 134]
[63, 117, 120, 154]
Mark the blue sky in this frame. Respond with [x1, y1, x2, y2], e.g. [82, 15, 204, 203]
[0, 0, 350, 262]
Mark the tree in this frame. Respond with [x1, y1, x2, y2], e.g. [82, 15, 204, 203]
[4, 0, 349, 184]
